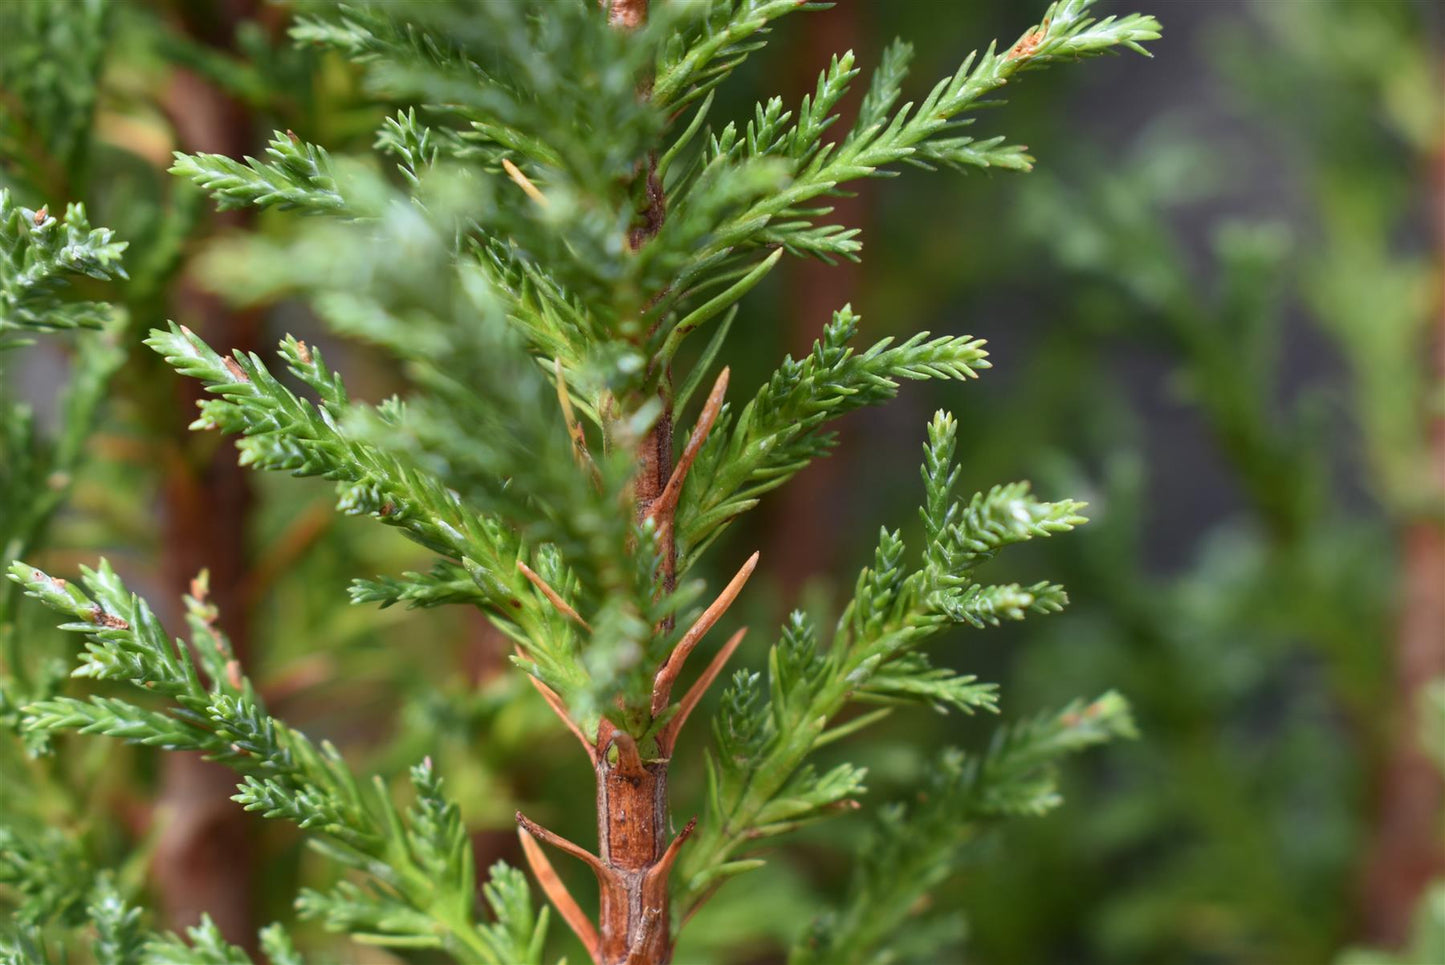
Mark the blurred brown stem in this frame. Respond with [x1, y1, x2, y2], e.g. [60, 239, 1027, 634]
[766, 3, 868, 599]
[1359, 143, 1445, 947]
[152, 15, 262, 946]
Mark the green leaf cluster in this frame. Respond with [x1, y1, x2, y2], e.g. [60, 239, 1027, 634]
[9, 562, 548, 963]
[2, 0, 1161, 959]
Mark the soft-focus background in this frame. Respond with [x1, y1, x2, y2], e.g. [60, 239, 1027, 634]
[2, 1, 1441, 963]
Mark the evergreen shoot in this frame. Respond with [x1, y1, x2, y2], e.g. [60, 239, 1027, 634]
[2, 1, 1161, 961]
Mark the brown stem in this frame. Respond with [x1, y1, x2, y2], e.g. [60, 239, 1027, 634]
[651, 552, 759, 716]
[1358, 144, 1445, 946]
[154, 48, 262, 945]
[518, 823, 603, 964]
[766, 0, 868, 600]
[593, 722, 674, 964]
[649, 367, 730, 527]
[522, 5, 726, 962]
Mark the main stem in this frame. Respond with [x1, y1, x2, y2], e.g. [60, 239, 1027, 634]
[600, 3, 675, 962]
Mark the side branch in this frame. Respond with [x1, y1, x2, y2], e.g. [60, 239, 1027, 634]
[517, 823, 602, 964]
[650, 367, 730, 524]
[516, 811, 610, 877]
[517, 560, 591, 629]
[528, 675, 598, 763]
[659, 627, 746, 754]
[651, 551, 758, 715]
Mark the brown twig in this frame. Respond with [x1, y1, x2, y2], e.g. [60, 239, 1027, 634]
[651, 552, 759, 715]
[516, 811, 609, 876]
[649, 367, 729, 524]
[555, 359, 602, 487]
[501, 157, 550, 207]
[517, 824, 603, 965]
[517, 560, 590, 629]
[527, 675, 598, 763]
[658, 627, 746, 753]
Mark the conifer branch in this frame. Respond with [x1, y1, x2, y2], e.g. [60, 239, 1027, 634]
[653, 1, 829, 111]
[9, 563, 548, 962]
[0, 3, 1162, 961]
[0, 191, 127, 345]
[170, 131, 346, 214]
[145, 324, 527, 611]
[676, 411, 1090, 915]
[791, 695, 1136, 965]
[676, 307, 989, 569]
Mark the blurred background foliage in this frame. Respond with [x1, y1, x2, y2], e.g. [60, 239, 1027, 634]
[0, 1, 1440, 963]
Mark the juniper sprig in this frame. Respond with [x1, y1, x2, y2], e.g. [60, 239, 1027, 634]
[3, 1, 1159, 961]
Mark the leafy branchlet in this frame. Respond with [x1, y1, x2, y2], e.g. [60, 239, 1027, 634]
[0, 191, 127, 346]
[170, 131, 346, 214]
[791, 694, 1137, 965]
[7, 563, 548, 963]
[676, 412, 1088, 913]
[4, 0, 1160, 959]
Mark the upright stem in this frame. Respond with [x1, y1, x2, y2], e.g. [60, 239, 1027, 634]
[767, 3, 867, 600]
[152, 9, 264, 943]
[600, 4, 679, 961]
[1359, 145, 1445, 946]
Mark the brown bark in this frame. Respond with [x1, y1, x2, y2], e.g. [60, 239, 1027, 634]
[1361, 521, 1445, 945]
[605, 3, 678, 960]
[1359, 146, 1445, 946]
[152, 33, 262, 946]
[594, 726, 674, 964]
[767, 4, 868, 598]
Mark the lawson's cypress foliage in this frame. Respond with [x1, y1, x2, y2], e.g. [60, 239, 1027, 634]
[3, 1, 1160, 961]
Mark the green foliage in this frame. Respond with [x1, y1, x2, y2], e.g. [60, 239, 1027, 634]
[792, 695, 1135, 965]
[0, 192, 127, 345]
[89, 879, 145, 965]
[145, 916, 305, 965]
[9, 562, 547, 963]
[170, 131, 346, 214]
[0, 186, 125, 724]
[0, 0, 109, 189]
[677, 307, 989, 566]
[937, 3, 1441, 963]
[0, 826, 92, 927]
[676, 412, 1086, 911]
[1, 0, 1163, 960]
